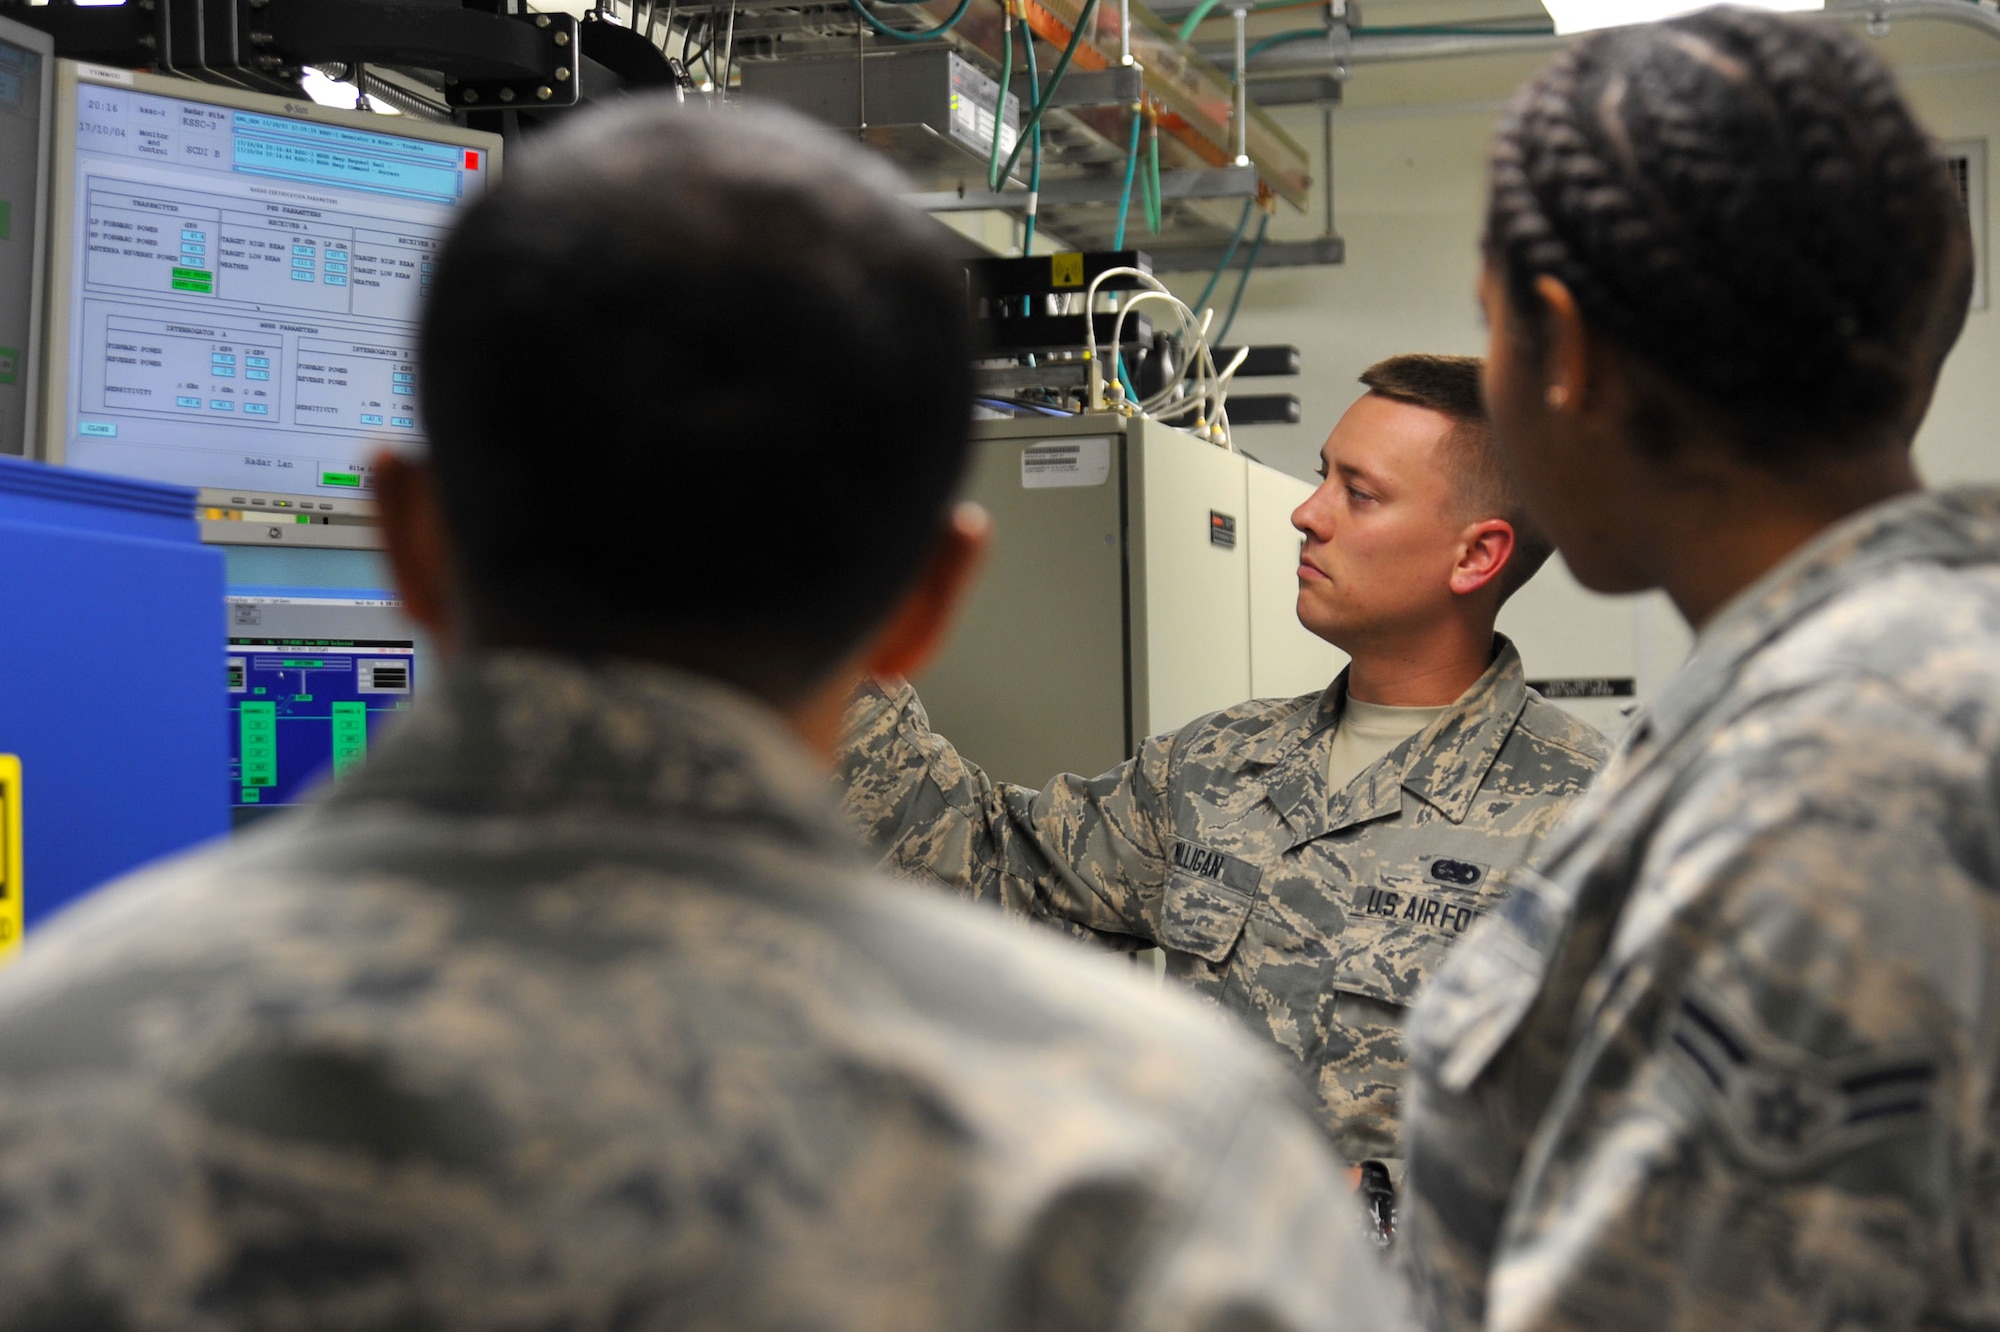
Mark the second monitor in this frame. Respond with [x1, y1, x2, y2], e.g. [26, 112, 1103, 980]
[228, 584, 419, 825]
[41, 64, 500, 511]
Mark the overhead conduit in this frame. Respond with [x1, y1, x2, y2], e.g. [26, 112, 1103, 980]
[1199, 0, 2000, 78]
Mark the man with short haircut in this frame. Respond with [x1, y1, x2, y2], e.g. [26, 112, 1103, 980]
[839, 354, 1609, 1171]
[0, 102, 1398, 1329]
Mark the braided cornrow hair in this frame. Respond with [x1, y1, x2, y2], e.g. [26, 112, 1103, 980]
[1486, 7, 1973, 452]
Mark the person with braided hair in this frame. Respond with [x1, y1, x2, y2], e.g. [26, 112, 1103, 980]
[1397, 9, 1993, 1332]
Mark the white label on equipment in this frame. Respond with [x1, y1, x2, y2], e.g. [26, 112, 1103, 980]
[1022, 437, 1112, 488]
[947, 53, 1019, 162]
[77, 65, 137, 87]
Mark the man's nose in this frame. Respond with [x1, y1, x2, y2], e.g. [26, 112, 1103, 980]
[1293, 484, 1334, 539]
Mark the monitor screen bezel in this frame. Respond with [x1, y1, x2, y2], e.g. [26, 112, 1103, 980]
[40, 61, 502, 516]
[0, 15, 54, 461]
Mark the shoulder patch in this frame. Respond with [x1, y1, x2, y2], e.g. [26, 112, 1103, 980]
[1668, 984, 1940, 1174]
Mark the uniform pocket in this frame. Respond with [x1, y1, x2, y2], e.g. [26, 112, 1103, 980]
[1332, 871, 1493, 1009]
[1404, 868, 1566, 1093]
[1158, 871, 1255, 963]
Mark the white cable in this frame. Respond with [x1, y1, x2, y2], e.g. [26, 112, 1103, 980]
[1082, 265, 1166, 388]
[1208, 343, 1250, 448]
[1140, 304, 1222, 415]
[1078, 264, 1236, 448]
[1119, 292, 1222, 428]
[1109, 290, 1200, 382]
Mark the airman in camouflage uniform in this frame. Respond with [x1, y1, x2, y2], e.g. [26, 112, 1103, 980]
[1400, 490, 2000, 1332]
[1402, 11, 1995, 1327]
[0, 99, 1405, 1331]
[839, 633, 1606, 1163]
[0, 653, 1402, 1331]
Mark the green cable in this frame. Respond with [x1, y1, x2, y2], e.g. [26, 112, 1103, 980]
[1020, 19, 1043, 259]
[1174, 0, 1225, 42]
[846, 0, 974, 43]
[992, 0, 1097, 184]
[1111, 105, 1142, 251]
[1242, 26, 1324, 63]
[1226, 21, 1549, 78]
[988, 12, 1014, 188]
[1193, 197, 1253, 315]
[1354, 19, 1552, 33]
[1175, 4, 1548, 48]
[1217, 209, 1269, 346]
[1143, 118, 1162, 233]
[1111, 109, 1140, 399]
[1176, 0, 1341, 40]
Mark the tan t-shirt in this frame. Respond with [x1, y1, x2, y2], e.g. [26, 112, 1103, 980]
[1327, 698, 1454, 794]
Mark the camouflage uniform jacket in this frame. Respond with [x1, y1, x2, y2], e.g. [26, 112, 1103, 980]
[838, 636, 1607, 1163]
[0, 653, 1404, 1332]
[1399, 488, 2000, 1332]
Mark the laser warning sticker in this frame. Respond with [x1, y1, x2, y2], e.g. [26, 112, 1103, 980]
[1021, 436, 1113, 489]
[0, 756, 20, 956]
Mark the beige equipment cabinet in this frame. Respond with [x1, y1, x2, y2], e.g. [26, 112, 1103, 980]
[915, 414, 1340, 789]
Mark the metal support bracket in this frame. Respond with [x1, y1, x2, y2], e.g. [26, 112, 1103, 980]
[976, 362, 1089, 390]
[6, 0, 586, 104]
[1036, 63, 1143, 108]
[434, 9, 580, 108]
[1147, 235, 1344, 271]
[909, 163, 1258, 213]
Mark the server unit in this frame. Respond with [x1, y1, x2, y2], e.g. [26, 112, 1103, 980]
[738, 49, 1018, 191]
[917, 414, 1340, 788]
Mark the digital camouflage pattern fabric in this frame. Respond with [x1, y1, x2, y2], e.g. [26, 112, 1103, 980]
[0, 654, 1402, 1332]
[838, 636, 1606, 1163]
[1399, 489, 2000, 1332]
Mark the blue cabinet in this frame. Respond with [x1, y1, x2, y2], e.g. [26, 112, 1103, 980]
[0, 456, 226, 930]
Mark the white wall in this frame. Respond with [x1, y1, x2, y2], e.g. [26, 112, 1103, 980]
[1180, 29, 2000, 735]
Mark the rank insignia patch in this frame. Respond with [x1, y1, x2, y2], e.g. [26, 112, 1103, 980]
[1668, 986, 1939, 1171]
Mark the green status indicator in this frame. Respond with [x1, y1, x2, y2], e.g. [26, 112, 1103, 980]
[240, 702, 277, 789]
[331, 702, 368, 779]
[320, 471, 362, 488]
[171, 265, 213, 294]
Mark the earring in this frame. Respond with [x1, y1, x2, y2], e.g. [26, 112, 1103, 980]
[1544, 385, 1570, 410]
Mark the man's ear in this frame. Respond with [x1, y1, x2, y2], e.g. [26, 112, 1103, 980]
[1450, 518, 1516, 598]
[861, 502, 991, 683]
[373, 449, 462, 655]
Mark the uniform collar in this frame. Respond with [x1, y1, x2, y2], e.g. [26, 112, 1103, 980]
[321, 649, 852, 851]
[1252, 636, 1530, 848]
[1637, 487, 2000, 759]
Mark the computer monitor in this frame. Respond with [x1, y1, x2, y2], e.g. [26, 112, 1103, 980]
[0, 17, 51, 458]
[42, 63, 500, 511]
[227, 585, 421, 825]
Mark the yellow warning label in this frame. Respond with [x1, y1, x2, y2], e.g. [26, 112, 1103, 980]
[1051, 252, 1085, 288]
[0, 756, 20, 958]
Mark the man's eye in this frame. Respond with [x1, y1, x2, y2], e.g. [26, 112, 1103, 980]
[1348, 486, 1373, 503]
